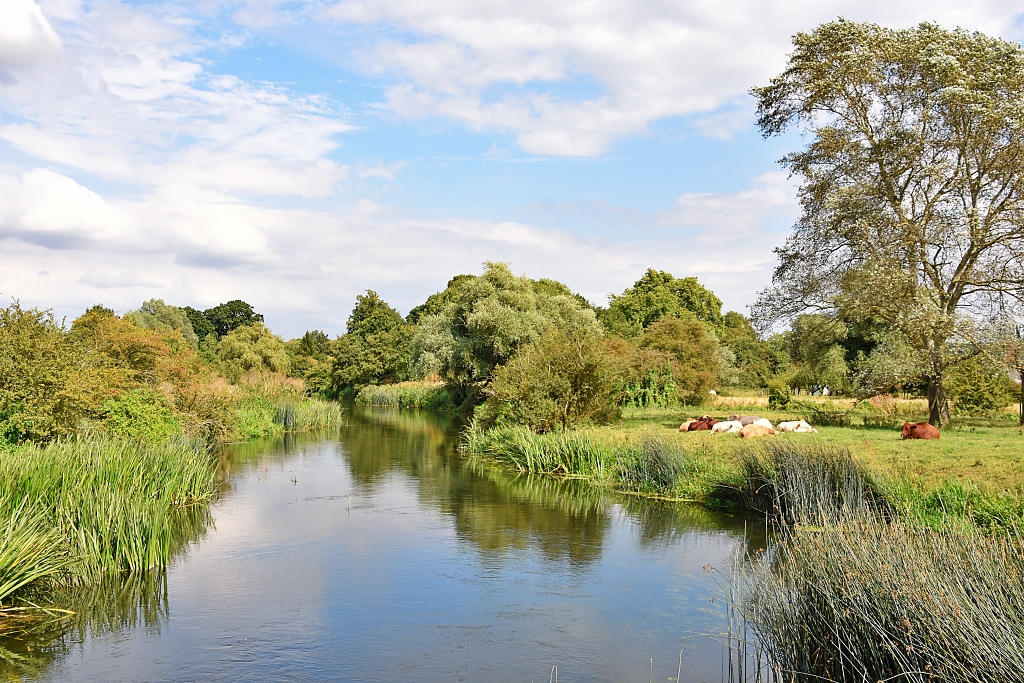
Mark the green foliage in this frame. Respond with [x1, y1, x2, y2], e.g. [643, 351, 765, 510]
[101, 389, 181, 444]
[0, 302, 97, 445]
[0, 436, 216, 581]
[620, 364, 677, 409]
[329, 291, 411, 396]
[126, 299, 198, 347]
[603, 269, 722, 337]
[479, 329, 620, 432]
[767, 381, 791, 410]
[410, 263, 602, 389]
[217, 323, 290, 380]
[946, 355, 1016, 416]
[182, 306, 216, 340]
[637, 318, 719, 404]
[0, 501, 68, 604]
[202, 300, 263, 338]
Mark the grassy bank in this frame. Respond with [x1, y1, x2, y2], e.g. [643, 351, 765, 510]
[467, 401, 1024, 529]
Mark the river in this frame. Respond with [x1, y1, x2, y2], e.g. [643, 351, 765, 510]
[7, 408, 759, 682]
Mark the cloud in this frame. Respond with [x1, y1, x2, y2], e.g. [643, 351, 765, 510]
[320, 0, 1024, 155]
[357, 161, 406, 179]
[0, 0, 61, 82]
[660, 171, 799, 238]
[77, 266, 163, 289]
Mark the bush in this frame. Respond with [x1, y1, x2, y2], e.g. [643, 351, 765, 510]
[101, 389, 181, 444]
[479, 329, 620, 432]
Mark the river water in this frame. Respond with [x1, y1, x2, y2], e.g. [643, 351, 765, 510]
[10, 408, 758, 683]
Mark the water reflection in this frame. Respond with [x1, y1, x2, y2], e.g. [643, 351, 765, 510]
[3, 408, 760, 683]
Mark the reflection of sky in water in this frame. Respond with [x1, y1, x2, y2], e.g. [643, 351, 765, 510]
[33, 410, 752, 683]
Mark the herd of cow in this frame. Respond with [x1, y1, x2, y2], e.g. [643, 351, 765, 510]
[677, 414, 941, 440]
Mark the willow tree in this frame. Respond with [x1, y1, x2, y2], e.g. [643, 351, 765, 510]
[751, 20, 1024, 425]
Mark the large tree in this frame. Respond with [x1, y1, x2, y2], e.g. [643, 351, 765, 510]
[751, 20, 1024, 425]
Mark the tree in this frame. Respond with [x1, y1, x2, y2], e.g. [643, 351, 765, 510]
[329, 291, 411, 395]
[203, 300, 264, 338]
[127, 299, 199, 347]
[637, 318, 720, 404]
[752, 21, 1024, 425]
[406, 275, 475, 324]
[217, 323, 290, 379]
[183, 306, 216, 340]
[409, 263, 602, 392]
[602, 269, 722, 337]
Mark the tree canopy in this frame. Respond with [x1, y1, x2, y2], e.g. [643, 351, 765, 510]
[603, 269, 722, 337]
[329, 291, 411, 395]
[751, 20, 1024, 424]
[203, 300, 264, 339]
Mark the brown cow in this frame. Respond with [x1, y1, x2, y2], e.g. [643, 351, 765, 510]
[678, 419, 696, 432]
[686, 416, 719, 432]
[901, 422, 940, 440]
[739, 424, 774, 438]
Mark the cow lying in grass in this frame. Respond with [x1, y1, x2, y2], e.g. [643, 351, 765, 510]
[901, 422, 940, 439]
[776, 420, 818, 433]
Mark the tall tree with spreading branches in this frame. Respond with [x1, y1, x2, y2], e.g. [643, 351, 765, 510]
[751, 20, 1024, 425]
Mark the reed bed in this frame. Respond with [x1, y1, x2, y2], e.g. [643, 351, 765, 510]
[355, 382, 454, 410]
[0, 436, 217, 586]
[745, 520, 1024, 682]
[464, 424, 615, 479]
[275, 398, 345, 431]
[728, 441, 884, 524]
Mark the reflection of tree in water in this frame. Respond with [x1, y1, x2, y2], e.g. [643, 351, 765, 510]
[616, 496, 761, 549]
[0, 505, 211, 680]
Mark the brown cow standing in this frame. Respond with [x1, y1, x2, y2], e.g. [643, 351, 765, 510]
[901, 422, 940, 440]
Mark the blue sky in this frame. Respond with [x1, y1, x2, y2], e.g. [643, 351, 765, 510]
[2, 0, 1023, 337]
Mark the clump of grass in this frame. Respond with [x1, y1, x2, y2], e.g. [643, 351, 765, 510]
[0, 502, 67, 604]
[615, 437, 686, 493]
[727, 441, 883, 524]
[464, 423, 614, 478]
[745, 520, 1024, 682]
[275, 398, 345, 431]
[0, 436, 216, 582]
[355, 382, 455, 411]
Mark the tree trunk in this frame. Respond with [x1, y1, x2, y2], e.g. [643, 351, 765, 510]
[927, 376, 950, 426]
[1019, 365, 1024, 427]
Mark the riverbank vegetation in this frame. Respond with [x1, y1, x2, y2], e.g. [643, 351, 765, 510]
[0, 298, 344, 616]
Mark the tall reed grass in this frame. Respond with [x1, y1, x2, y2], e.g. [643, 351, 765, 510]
[728, 441, 884, 524]
[745, 520, 1024, 682]
[464, 423, 615, 479]
[0, 436, 216, 586]
[275, 398, 346, 431]
[355, 382, 455, 411]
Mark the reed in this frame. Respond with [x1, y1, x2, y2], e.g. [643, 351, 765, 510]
[464, 423, 615, 478]
[355, 382, 455, 411]
[275, 398, 345, 431]
[0, 502, 67, 604]
[615, 437, 686, 493]
[745, 520, 1024, 682]
[0, 436, 217, 584]
[726, 441, 884, 524]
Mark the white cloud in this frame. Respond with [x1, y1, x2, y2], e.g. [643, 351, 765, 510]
[0, 0, 62, 82]
[77, 266, 163, 288]
[357, 161, 405, 179]
[320, 0, 1024, 155]
[660, 171, 798, 237]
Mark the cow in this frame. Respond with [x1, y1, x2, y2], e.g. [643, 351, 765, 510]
[728, 414, 761, 426]
[901, 422, 940, 440]
[678, 419, 697, 432]
[776, 420, 818, 433]
[711, 420, 743, 434]
[685, 416, 719, 432]
[739, 424, 774, 438]
[752, 418, 774, 430]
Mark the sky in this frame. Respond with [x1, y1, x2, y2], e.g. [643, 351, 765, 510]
[2, 0, 1024, 338]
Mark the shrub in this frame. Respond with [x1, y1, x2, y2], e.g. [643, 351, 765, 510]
[101, 389, 180, 444]
[479, 329, 620, 432]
